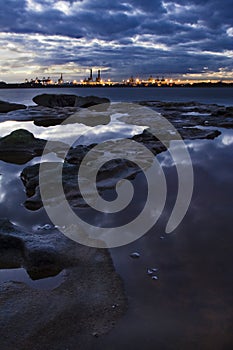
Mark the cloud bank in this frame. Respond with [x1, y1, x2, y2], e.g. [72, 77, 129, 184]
[0, 0, 232, 82]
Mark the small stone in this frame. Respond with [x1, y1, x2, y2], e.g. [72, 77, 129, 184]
[147, 268, 159, 275]
[92, 332, 99, 338]
[151, 268, 159, 272]
[112, 303, 119, 308]
[38, 224, 53, 231]
[160, 236, 165, 240]
[151, 275, 159, 280]
[130, 252, 140, 259]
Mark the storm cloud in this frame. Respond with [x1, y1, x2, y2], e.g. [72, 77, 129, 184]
[0, 0, 232, 82]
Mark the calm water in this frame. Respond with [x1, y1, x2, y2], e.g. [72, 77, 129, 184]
[0, 127, 232, 348]
[0, 87, 233, 106]
[0, 88, 232, 348]
[97, 129, 233, 349]
[0, 268, 64, 290]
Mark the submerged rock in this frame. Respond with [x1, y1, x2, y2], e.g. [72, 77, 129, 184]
[0, 100, 26, 113]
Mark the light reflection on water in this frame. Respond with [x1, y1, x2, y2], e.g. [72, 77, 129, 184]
[0, 115, 146, 145]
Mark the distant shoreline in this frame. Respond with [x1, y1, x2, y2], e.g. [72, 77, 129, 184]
[0, 82, 233, 89]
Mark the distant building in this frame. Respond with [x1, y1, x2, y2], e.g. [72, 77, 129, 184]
[96, 69, 101, 83]
[87, 69, 93, 82]
[58, 73, 64, 85]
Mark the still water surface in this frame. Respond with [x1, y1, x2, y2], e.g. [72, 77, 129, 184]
[0, 88, 232, 347]
[0, 87, 233, 106]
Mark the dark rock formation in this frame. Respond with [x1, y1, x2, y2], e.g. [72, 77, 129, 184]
[0, 129, 46, 164]
[20, 151, 141, 211]
[138, 101, 233, 129]
[0, 100, 26, 113]
[0, 219, 127, 350]
[33, 93, 110, 108]
[33, 94, 77, 107]
[0, 129, 66, 164]
[0, 104, 111, 127]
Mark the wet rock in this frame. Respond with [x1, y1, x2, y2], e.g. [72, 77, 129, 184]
[33, 94, 78, 108]
[0, 219, 127, 350]
[92, 332, 99, 338]
[74, 95, 110, 108]
[151, 275, 159, 280]
[33, 94, 110, 109]
[37, 224, 54, 231]
[0, 105, 82, 127]
[130, 127, 221, 155]
[0, 100, 26, 113]
[0, 129, 66, 164]
[1, 103, 110, 127]
[138, 101, 233, 130]
[0, 219, 25, 268]
[20, 154, 141, 211]
[147, 268, 159, 275]
[20, 138, 149, 211]
[25, 248, 62, 280]
[130, 252, 140, 259]
[180, 128, 221, 140]
[131, 129, 167, 155]
[0, 129, 46, 164]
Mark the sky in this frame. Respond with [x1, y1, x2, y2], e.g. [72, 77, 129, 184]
[0, 0, 233, 82]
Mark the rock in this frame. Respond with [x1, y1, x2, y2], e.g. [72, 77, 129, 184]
[0, 129, 46, 164]
[0, 219, 25, 268]
[131, 129, 167, 155]
[20, 137, 151, 211]
[33, 94, 110, 109]
[37, 224, 54, 231]
[147, 268, 159, 275]
[0, 219, 127, 350]
[151, 275, 159, 280]
[180, 128, 221, 140]
[0, 104, 111, 127]
[130, 252, 140, 259]
[0, 100, 26, 113]
[92, 332, 99, 338]
[138, 100, 233, 130]
[74, 95, 110, 108]
[20, 154, 142, 211]
[0, 129, 66, 164]
[25, 248, 62, 280]
[0, 105, 82, 127]
[33, 94, 78, 108]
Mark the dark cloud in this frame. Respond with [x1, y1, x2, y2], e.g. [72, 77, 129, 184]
[0, 0, 232, 81]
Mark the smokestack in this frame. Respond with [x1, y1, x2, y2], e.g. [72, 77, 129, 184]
[98, 69, 101, 80]
[90, 69, 93, 80]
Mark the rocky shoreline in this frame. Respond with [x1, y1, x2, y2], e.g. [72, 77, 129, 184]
[0, 220, 127, 350]
[0, 94, 233, 349]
